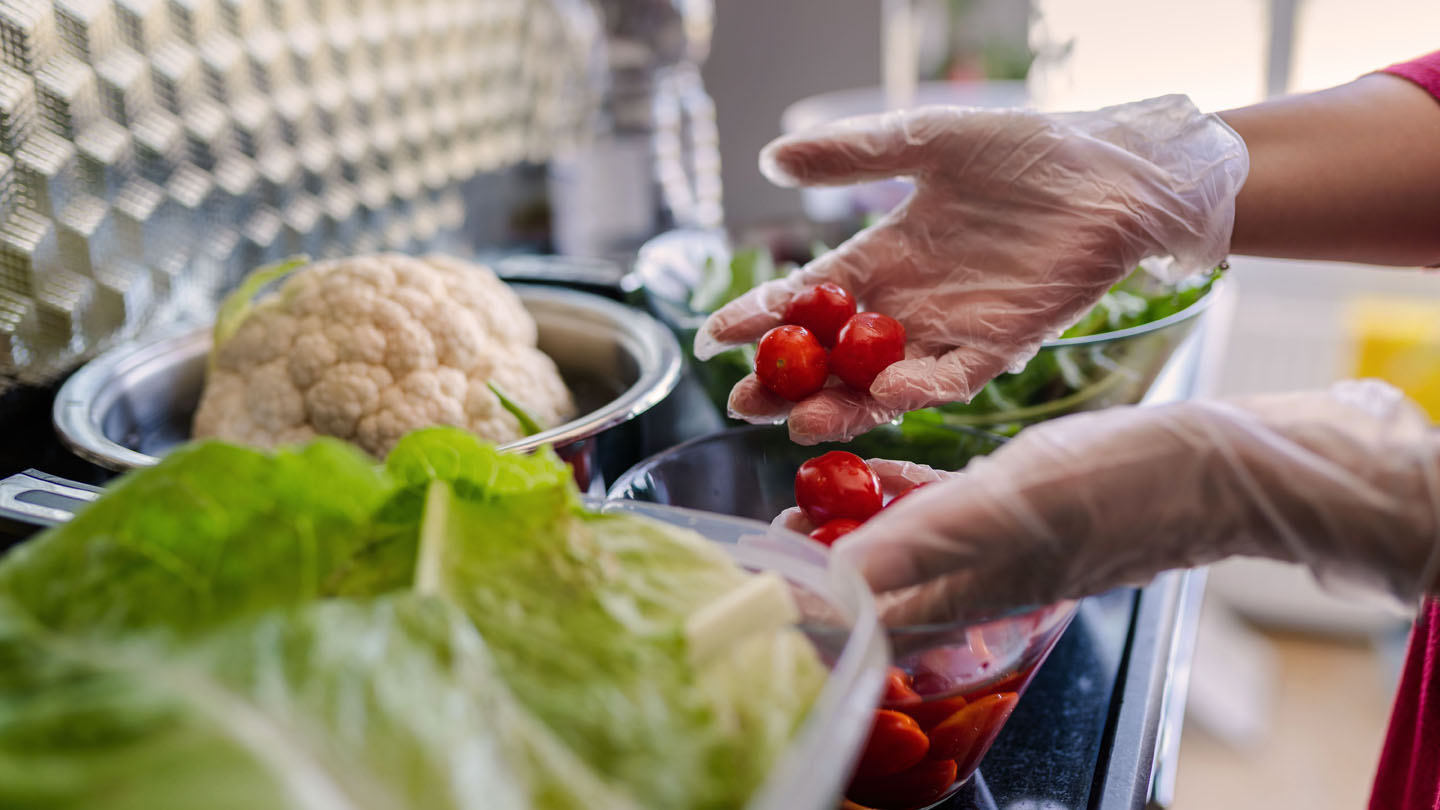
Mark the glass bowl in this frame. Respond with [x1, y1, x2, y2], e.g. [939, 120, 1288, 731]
[607, 425, 1078, 808]
[629, 226, 1219, 434]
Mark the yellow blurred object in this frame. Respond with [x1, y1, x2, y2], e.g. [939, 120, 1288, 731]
[1345, 297, 1440, 421]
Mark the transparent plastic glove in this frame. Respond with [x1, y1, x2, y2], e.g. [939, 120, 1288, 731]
[695, 95, 1249, 444]
[834, 381, 1440, 625]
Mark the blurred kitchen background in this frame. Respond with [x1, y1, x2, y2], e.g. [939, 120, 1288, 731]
[2, 0, 1438, 806]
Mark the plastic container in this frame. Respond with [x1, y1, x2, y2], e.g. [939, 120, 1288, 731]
[592, 497, 890, 810]
[607, 426, 1078, 808]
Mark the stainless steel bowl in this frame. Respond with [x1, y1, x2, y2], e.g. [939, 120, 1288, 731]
[52, 286, 683, 488]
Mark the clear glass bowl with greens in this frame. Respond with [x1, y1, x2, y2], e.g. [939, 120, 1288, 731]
[629, 226, 1221, 435]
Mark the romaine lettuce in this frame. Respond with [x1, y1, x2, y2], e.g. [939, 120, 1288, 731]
[0, 427, 826, 810]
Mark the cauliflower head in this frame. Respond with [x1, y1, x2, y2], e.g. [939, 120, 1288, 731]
[193, 253, 576, 457]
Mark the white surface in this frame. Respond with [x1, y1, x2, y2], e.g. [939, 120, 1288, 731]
[1185, 597, 1278, 748]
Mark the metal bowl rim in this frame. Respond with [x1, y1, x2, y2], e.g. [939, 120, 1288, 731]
[53, 285, 683, 470]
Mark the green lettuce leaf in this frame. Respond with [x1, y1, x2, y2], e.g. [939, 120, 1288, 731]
[0, 596, 640, 810]
[0, 426, 826, 810]
[419, 482, 825, 810]
[0, 439, 405, 638]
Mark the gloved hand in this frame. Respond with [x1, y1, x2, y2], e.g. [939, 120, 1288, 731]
[833, 380, 1440, 625]
[696, 95, 1249, 444]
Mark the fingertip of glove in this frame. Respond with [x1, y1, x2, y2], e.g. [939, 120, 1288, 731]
[692, 328, 725, 361]
[758, 140, 803, 188]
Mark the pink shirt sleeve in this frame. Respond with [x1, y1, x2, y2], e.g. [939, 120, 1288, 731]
[1380, 50, 1440, 100]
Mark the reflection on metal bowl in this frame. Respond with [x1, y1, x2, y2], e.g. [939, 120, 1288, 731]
[53, 286, 683, 492]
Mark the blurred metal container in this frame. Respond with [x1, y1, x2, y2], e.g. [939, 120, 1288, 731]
[0, 0, 605, 392]
[52, 285, 682, 492]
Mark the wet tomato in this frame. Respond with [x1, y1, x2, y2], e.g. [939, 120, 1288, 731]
[882, 668, 922, 706]
[754, 325, 829, 401]
[854, 709, 930, 780]
[848, 757, 959, 809]
[810, 518, 863, 546]
[784, 283, 857, 347]
[897, 695, 968, 731]
[830, 312, 906, 392]
[925, 692, 1019, 769]
[795, 451, 883, 524]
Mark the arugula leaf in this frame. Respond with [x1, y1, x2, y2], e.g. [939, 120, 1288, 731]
[688, 248, 782, 313]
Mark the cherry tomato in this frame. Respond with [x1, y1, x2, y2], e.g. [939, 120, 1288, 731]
[754, 325, 829, 401]
[926, 692, 1019, 770]
[830, 312, 906, 392]
[784, 283, 857, 347]
[795, 451, 883, 525]
[810, 518, 863, 546]
[885, 482, 930, 509]
[897, 695, 968, 731]
[853, 709, 930, 780]
[882, 668, 922, 707]
[848, 757, 959, 809]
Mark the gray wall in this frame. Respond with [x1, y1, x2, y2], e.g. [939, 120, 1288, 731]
[702, 0, 883, 226]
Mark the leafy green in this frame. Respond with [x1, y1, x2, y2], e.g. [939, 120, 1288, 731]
[916, 265, 1224, 433]
[0, 439, 402, 638]
[688, 248, 786, 314]
[211, 255, 309, 370]
[417, 473, 824, 810]
[0, 426, 825, 810]
[0, 597, 639, 810]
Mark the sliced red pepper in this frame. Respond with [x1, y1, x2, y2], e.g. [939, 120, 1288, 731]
[927, 692, 1019, 772]
[897, 695, 968, 731]
[853, 709, 930, 780]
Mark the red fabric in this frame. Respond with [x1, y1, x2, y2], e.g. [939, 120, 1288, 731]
[1370, 598, 1440, 810]
[1380, 51, 1440, 100]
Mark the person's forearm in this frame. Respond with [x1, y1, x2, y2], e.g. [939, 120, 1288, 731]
[1220, 73, 1440, 267]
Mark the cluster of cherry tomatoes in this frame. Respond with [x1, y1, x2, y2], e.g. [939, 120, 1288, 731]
[755, 284, 907, 401]
[794, 450, 927, 546]
[842, 668, 1024, 810]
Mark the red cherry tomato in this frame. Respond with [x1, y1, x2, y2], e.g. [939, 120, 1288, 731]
[885, 482, 930, 509]
[830, 312, 906, 392]
[810, 518, 863, 546]
[853, 709, 930, 780]
[926, 692, 1019, 770]
[784, 283, 857, 347]
[795, 451, 883, 525]
[848, 757, 959, 809]
[897, 695, 968, 731]
[754, 325, 829, 401]
[883, 668, 922, 707]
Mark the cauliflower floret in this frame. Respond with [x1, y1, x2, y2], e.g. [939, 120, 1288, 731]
[193, 253, 577, 457]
